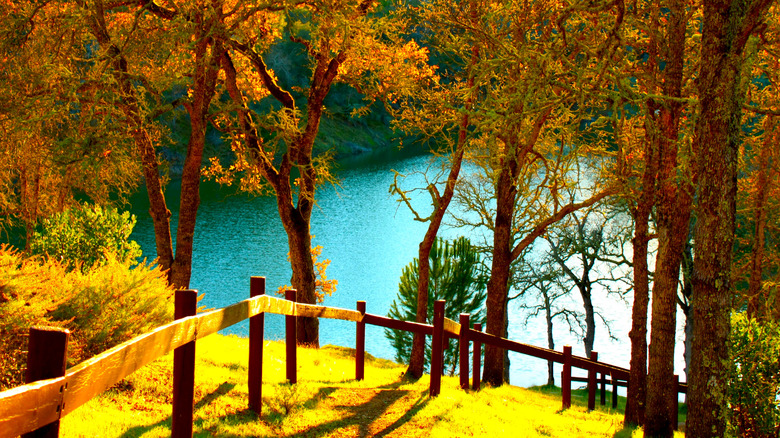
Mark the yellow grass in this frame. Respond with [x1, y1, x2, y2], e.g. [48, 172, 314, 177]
[59, 334, 684, 437]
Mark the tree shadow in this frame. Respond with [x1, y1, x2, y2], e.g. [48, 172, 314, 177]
[290, 385, 430, 438]
[115, 375, 434, 438]
[116, 382, 236, 438]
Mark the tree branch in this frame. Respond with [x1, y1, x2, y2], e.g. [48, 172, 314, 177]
[510, 186, 618, 261]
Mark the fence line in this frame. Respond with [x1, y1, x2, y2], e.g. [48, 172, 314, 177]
[0, 275, 686, 437]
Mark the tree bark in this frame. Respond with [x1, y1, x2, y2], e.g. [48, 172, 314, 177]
[688, 0, 771, 435]
[169, 19, 222, 289]
[544, 291, 555, 386]
[643, 0, 690, 434]
[624, 130, 657, 427]
[483, 159, 516, 387]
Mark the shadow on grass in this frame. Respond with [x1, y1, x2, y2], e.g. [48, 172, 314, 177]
[115, 373, 437, 438]
[288, 385, 430, 438]
[116, 382, 236, 438]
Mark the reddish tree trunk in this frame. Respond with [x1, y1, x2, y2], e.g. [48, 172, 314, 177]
[483, 162, 516, 387]
[644, 0, 690, 434]
[170, 32, 222, 289]
[624, 121, 658, 427]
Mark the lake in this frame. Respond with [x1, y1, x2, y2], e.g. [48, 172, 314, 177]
[129, 149, 688, 389]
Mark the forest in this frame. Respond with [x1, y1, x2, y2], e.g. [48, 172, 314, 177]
[1, 0, 779, 436]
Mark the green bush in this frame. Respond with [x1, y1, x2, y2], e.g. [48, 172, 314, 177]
[385, 237, 487, 375]
[0, 246, 173, 390]
[29, 204, 142, 271]
[728, 312, 780, 437]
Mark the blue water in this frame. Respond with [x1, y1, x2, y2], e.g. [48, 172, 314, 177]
[129, 151, 688, 388]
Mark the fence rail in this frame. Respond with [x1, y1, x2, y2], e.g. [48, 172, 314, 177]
[0, 276, 686, 437]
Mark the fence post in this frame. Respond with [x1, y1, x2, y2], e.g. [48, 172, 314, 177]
[459, 313, 470, 390]
[600, 372, 607, 406]
[612, 378, 619, 408]
[285, 289, 297, 384]
[172, 289, 197, 438]
[587, 351, 598, 412]
[672, 374, 679, 431]
[562, 345, 572, 410]
[356, 301, 366, 381]
[472, 323, 482, 391]
[429, 300, 445, 397]
[248, 277, 265, 415]
[22, 326, 69, 438]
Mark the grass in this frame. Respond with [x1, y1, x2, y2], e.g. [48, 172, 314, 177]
[59, 334, 685, 437]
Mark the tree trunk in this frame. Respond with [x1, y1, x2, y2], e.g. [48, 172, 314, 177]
[284, 210, 318, 346]
[545, 292, 555, 386]
[483, 164, 516, 387]
[688, 0, 769, 434]
[84, 4, 176, 284]
[579, 283, 595, 357]
[624, 137, 656, 427]
[747, 116, 776, 319]
[407, 30, 477, 379]
[644, 0, 689, 434]
[170, 33, 221, 289]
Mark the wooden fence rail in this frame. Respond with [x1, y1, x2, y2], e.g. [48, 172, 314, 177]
[0, 277, 686, 437]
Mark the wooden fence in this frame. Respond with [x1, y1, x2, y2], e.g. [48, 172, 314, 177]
[0, 276, 687, 437]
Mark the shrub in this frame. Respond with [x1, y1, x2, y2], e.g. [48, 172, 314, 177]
[385, 237, 487, 375]
[0, 246, 173, 390]
[28, 203, 142, 271]
[728, 312, 780, 437]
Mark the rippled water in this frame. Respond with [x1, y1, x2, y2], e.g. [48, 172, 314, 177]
[129, 151, 687, 388]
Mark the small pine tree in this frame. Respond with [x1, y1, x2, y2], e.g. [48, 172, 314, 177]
[386, 237, 487, 375]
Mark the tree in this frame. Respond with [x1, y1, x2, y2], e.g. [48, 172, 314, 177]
[544, 208, 628, 357]
[213, 0, 435, 345]
[80, 0, 234, 289]
[605, 0, 698, 428]
[688, 0, 773, 435]
[0, 2, 141, 243]
[388, 0, 480, 380]
[386, 237, 486, 375]
[513, 253, 581, 386]
[420, 0, 620, 387]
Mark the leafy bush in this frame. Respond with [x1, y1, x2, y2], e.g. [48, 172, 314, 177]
[385, 237, 487, 375]
[29, 204, 142, 271]
[728, 312, 780, 437]
[0, 246, 174, 390]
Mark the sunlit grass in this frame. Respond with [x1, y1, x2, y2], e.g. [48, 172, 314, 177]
[59, 334, 684, 437]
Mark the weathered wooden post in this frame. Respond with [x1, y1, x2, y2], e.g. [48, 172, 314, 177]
[612, 378, 619, 408]
[587, 351, 598, 412]
[356, 301, 366, 381]
[429, 300, 445, 397]
[172, 289, 197, 438]
[472, 323, 482, 391]
[248, 277, 265, 414]
[600, 372, 607, 406]
[285, 289, 297, 384]
[561, 345, 572, 410]
[458, 313, 470, 390]
[22, 326, 69, 438]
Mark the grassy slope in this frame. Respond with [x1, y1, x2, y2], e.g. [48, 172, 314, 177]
[59, 334, 684, 437]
